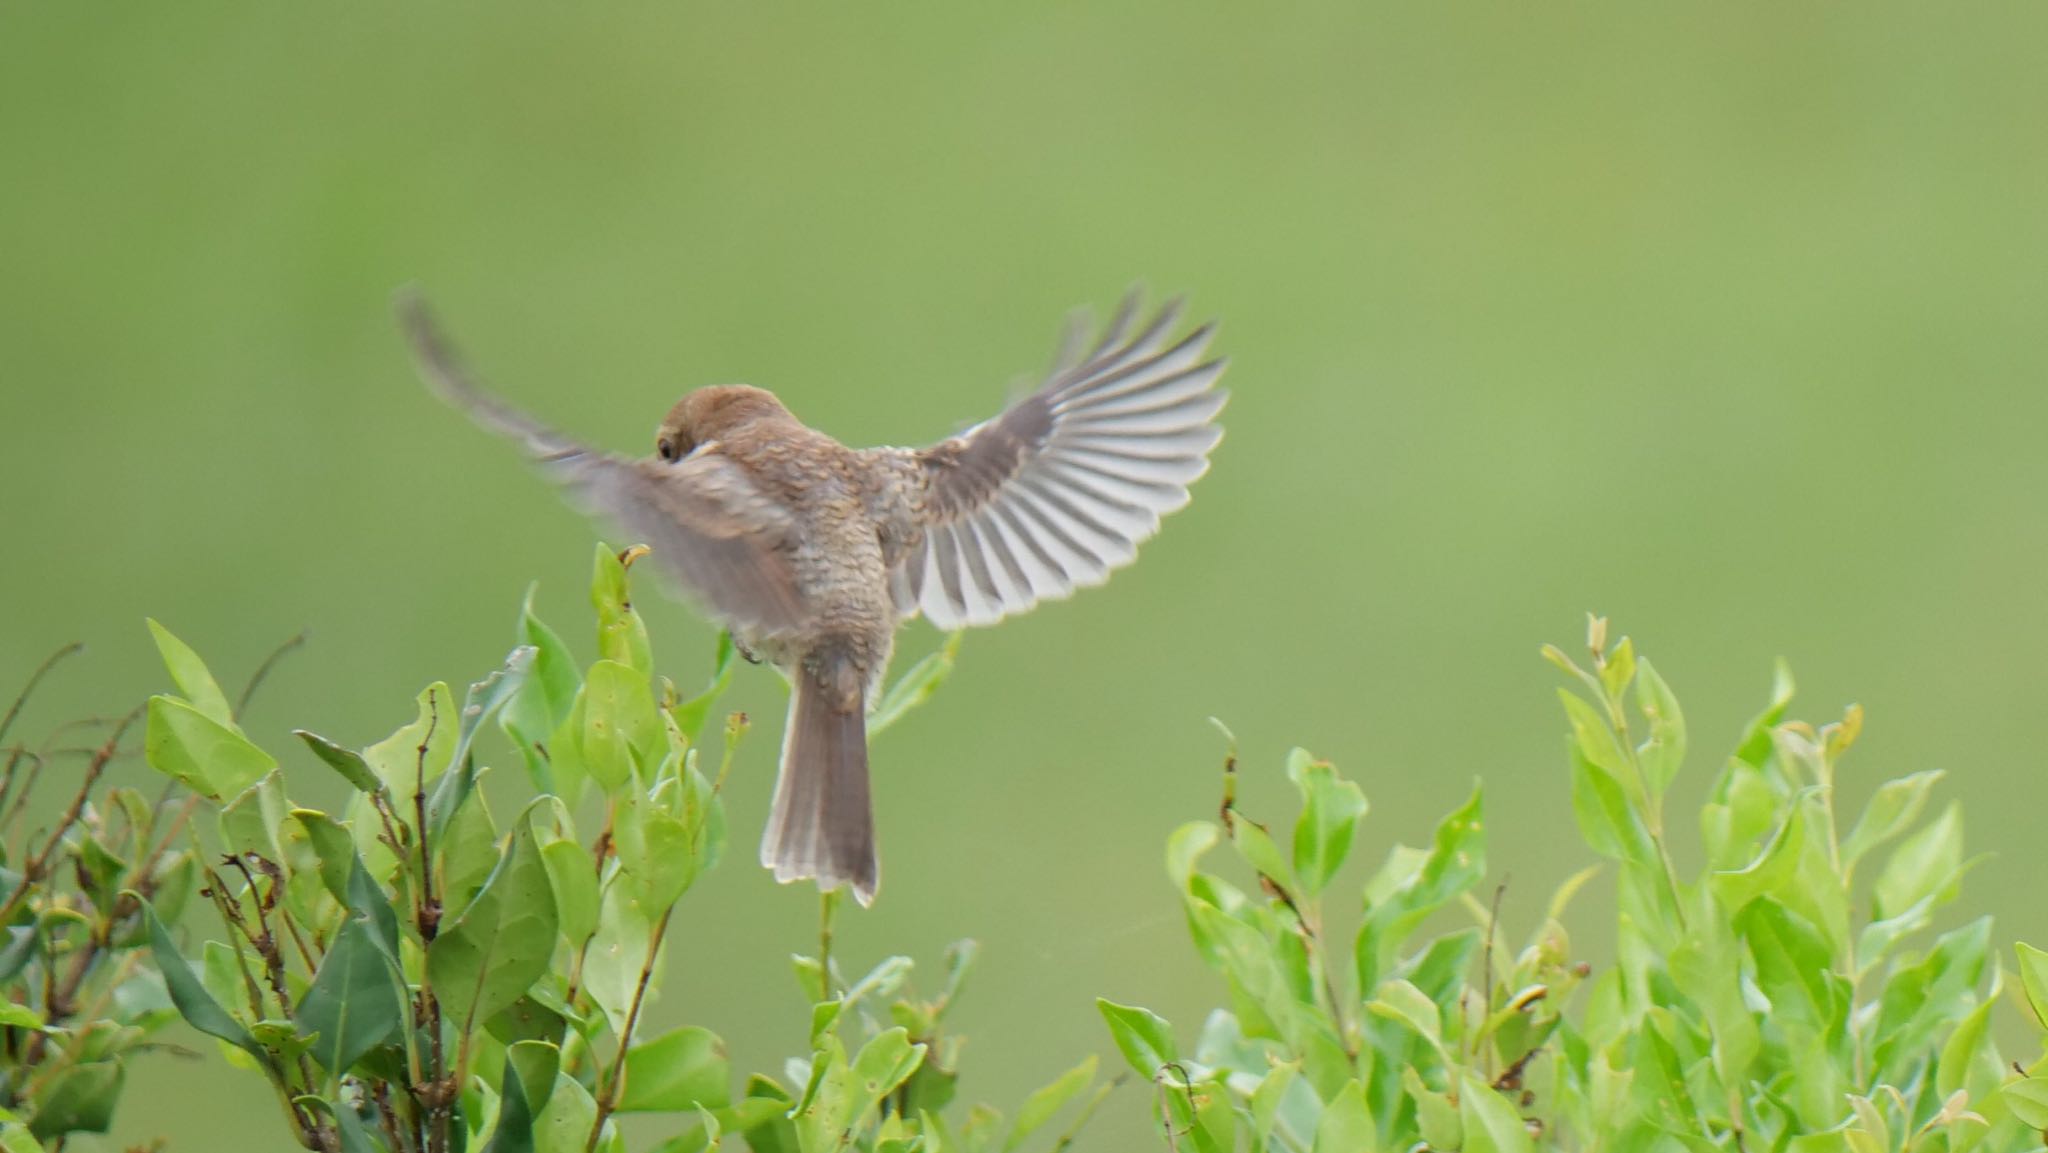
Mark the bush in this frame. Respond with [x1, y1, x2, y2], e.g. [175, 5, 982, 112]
[129, 545, 1109, 1153]
[1101, 618, 2043, 1153]
[15, 576, 2048, 1152]
[0, 641, 207, 1150]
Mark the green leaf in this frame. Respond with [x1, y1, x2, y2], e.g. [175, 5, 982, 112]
[140, 898, 265, 1063]
[1841, 769, 1944, 873]
[1227, 814, 1296, 893]
[296, 917, 406, 1074]
[1004, 1055, 1096, 1152]
[1311, 1079, 1374, 1153]
[1288, 750, 1369, 898]
[502, 585, 582, 792]
[619, 1026, 731, 1113]
[362, 682, 457, 795]
[2016, 944, 2048, 1030]
[1938, 971, 1999, 1099]
[1459, 1077, 1534, 1153]
[509, 1039, 562, 1116]
[1368, 978, 1443, 1046]
[483, 1057, 537, 1153]
[147, 618, 236, 726]
[671, 632, 738, 744]
[1710, 798, 1808, 913]
[1738, 899, 1834, 1030]
[1403, 1067, 1460, 1150]
[345, 857, 402, 969]
[218, 769, 288, 861]
[533, 1072, 599, 1153]
[1873, 800, 1962, 921]
[1570, 745, 1653, 867]
[1356, 784, 1485, 992]
[427, 818, 559, 1034]
[869, 631, 963, 738]
[145, 695, 276, 800]
[1558, 689, 1635, 798]
[291, 808, 358, 905]
[592, 543, 654, 677]
[427, 646, 536, 836]
[585, 883, 657, 1036]
[845, 1030, 926, 1133]
[582, 660, 661, 793]
[26, 1061, 122, 1139]
[489, 997, 569, 1052]
[0, 1005, 44, 1031]
[2001, 1078, 2048, 1130]
[540, 838, 600, 951]
[1634, 657, 1686, 796]
[1097, 999, 1178, 1078]
[615, 785, 696, 911]
[438, 785, 501, 921]
[293, 730, 384, 794]
[1734, 659, 1797, 767]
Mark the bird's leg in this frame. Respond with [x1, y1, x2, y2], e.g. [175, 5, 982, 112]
[733, 636, 764, 665]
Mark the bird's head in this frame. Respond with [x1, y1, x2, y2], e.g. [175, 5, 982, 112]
[656, 385, 793, 462]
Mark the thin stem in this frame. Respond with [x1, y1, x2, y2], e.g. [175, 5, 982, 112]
[587, 906, 674, 1151]
[235, 629, 309, 720]
[819, 890, 838, 999]
[1049, 1074, 1124, 1152]
[0, 642, 83, 749]
[413, 689, 442, 942]
[0, 705, 141, 927]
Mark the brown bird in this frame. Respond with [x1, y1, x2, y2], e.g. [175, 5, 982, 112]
[399, 290, 1227, 905]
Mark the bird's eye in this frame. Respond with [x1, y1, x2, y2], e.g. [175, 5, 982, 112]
[657, 437, 677, 462]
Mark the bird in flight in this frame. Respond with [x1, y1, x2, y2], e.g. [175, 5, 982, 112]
[401, 291, 1227, 905]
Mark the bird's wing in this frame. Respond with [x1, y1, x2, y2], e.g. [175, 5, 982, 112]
[400, 294, 812, 636]
[892, 290, 1227, 629]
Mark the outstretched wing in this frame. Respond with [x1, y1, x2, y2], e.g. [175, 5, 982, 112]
[892, 290, 1227, 629]
[399, 293, 812, 636]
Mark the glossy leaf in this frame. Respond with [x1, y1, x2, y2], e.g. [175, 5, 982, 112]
[426, 819, 559, 1034]
[1288, 749, 1368, 898]
[144, 695, 275, 800]
[140, 899, 264, 1063]
[1097, 999, 1178, 1079]
[296, 917, 405, 1074]
[26, 1061, 122, 1139]
[293, 730, 383, 794]
[1311, 1079, 1374, 1153]
[619, 1026, 731, 1113]
[147, 618, 235, 726]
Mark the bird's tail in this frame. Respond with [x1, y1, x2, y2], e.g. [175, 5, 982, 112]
[761, 658, 876, 905]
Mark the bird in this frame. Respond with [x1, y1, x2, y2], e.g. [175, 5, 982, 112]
[399, 289, 1227, 905]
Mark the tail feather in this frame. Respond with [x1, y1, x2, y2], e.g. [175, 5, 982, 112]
[761, 662, 876, 905]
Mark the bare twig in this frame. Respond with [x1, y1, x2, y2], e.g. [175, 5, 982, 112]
[235, 630, 310, 720]
[0, 642, 83, 749]
[0, 705, 143, 927]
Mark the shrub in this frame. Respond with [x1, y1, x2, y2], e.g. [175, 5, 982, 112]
[1100, 618, 2041, 1153]
[0, 641, 207, 1149]
[131, 545, 1110, 1153]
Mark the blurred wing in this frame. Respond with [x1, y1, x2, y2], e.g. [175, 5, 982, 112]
[894, 290, 1227, 629]
[400, 293, 811, 634]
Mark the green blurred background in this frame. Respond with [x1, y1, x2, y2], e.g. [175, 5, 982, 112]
[5, 4, 2047, 1147]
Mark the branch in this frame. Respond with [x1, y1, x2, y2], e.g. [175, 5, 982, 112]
[236, 630, 310, 720]
[0, 642, 83, 749]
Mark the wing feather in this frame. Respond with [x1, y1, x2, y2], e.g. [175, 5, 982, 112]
[400, 294, 811, 635]
[896, 290, 1226, 628]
